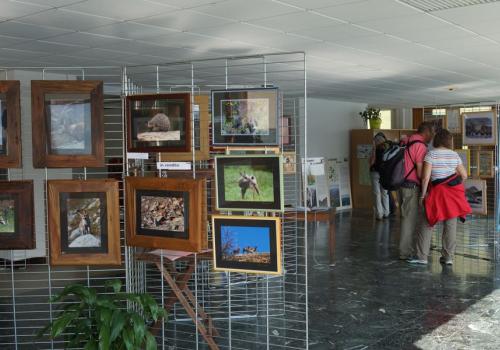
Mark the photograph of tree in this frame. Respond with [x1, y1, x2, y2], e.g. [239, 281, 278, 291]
[221, 225, 271, 264]
[0, 199, 15, 233]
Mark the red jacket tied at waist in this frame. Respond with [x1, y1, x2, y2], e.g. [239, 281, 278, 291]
[424, 176, 471, 227]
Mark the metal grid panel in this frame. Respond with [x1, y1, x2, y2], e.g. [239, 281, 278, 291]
[124, 52, 308, 349]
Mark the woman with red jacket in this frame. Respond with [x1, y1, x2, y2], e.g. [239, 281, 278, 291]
[408, 129, 471, 266]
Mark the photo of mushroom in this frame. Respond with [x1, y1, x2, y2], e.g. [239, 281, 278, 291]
[66, 196, 102, 248]
[223, 164, 274, 203]
[221, 98, 270, 136]
[0, 94, 6, 155]
[0, 199, 15, 233]
[46, 96, 92, 154]
[140, 195, 185, 232]
[131, 99, 185, 142]
[221, 225, 271, 264]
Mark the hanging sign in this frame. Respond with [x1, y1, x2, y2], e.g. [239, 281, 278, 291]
[156, 162, 192, 170]
[127, 152, 149, 160]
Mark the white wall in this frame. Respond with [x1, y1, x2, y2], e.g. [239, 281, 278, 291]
[304, 97, 367, 160]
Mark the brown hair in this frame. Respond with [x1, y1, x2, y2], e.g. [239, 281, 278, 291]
[433, 129, 453, 149]
[417, 121, 435, 134]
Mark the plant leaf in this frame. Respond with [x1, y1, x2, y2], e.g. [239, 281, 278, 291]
[105, 279, 123, 294]
[110, 310, 126, 342]
[145, 332, 157, 350]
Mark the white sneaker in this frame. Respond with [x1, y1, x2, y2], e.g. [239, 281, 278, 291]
[440, 256, 453, 265]
[407, 258, 428, 265]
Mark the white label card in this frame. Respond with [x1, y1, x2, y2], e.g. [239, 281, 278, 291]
[156, 162, 192, 170]
[127, 152, 149, 160]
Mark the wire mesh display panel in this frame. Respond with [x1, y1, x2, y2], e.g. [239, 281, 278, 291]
[0, 52, 309, 349]
[423, 105, 499, 262]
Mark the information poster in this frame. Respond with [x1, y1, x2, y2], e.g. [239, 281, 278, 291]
[303, 157, 329, 209]
[327, 158, 352, 210]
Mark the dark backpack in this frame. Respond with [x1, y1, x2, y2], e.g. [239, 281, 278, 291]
[378, 140, 425, 191]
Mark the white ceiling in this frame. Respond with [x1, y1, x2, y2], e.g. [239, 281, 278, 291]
[1, 0, 500, 106]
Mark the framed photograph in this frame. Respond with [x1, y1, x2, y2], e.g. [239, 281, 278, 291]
[215, 155, 284, 212]
[477, 150, 494, 178]
[31, 80, 104, 168]
[455, 149, 471, 176]
[126, 93, 191, 153]
[446, 108, 461, 133]
[212, 88, 279, 146]
[0, 81, 21, 168]
[0, 181, 34, 250]
[462, 110, 497, 146]
[281, 115, 292, 145]
[125, 176, 207, 252]
[283, 152, 296, 174]
[48, 179, 121, 266]
[158, 95, 209, 161]
[464, 179, 487, 215]
[212, 215, 281, 275]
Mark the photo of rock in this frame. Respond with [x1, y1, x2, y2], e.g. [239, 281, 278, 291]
[0, 199, 15, 233]
[140, 195, 185, 232]
[221, 225, 271, 264]
[66, 197, 102, 248]
[47, 97, 91, 154]
[220, 98, 270, 136]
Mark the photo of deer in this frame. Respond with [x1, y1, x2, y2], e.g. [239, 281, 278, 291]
[220, 98, 270, 136]
[66, 197, 102, 248]
[223, 164, 274, 202]
[221, 225, 271, 264]
[140, 195, 185, 232]
[47, 97, 92, 154]
[0, 199, 15, 233]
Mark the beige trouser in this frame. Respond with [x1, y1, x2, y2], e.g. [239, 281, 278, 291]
[416, 217, 457, 261]
[399, 187, 422, 258]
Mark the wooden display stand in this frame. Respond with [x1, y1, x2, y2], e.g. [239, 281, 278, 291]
[350, 129, 415, 209]
[296, 208, 336, 264]
[137, 250, 220, 350]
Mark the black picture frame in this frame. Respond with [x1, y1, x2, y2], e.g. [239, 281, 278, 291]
[215, 155, 284, 212]
[59, 192, 108, 255]
[135, 189, 189, 240]
[212, 215, 282, 275]
[211, 88, 279, 146]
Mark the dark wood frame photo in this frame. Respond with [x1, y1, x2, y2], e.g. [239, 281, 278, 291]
[212, 215, 282, 275]
[211, 88, 280, 146]
[215, 155, 284, 212]
[126, 93, 191, 153]
[0, 180, 34, 250]
[125, 176, 206, 252]
[48, 179, 121, 266]
[0, 81, 22, 168]
[31, 80, 104, 168]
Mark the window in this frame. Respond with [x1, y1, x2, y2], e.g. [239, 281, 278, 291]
[432, 108, 446, 116]
[379, 109, 392, 129]
[460, 106, 492, 113]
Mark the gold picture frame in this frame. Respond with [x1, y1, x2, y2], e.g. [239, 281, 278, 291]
[477, 150, 494, 178]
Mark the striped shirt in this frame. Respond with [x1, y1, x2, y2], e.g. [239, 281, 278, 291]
[424, 149, 462, 181]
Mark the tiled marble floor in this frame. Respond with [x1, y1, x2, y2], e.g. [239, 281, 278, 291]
[308, 210, 500, 350]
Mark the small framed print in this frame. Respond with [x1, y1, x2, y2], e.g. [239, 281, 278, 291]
[462, 110, 497, 146]
[0, 181, 34, 250]
[125, 176, 207, 252]
[212, 215, 282, 275]
[31, 80, 104, 168]
[158, 95, 209, 161]
[212, 88, 279, 146]
[126, 93, 191, 153]
[48, 179, 121, 266]
[477, 150, 494, 178]
[281, 115, 292, 145]
[464, 179, 487, 215]
[446, 108, 461, 134]
[455, 149, 471, 176]
[0, 81, 21, 168]
[283, 152, 296, 174]
[215, 155, 284, 212]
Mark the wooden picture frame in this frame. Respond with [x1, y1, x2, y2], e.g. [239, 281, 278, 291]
[0, 180, 34, 249]
[31, 80, 104, 168]
[462, 109, 497, 146]
[477, 150, 494, 178]
[158, 95, 209, 161]
[212, 88, 279, 146]
[212, 215, 282, 275]
[455, 149, 471, 176]
[48, 179, 121, 266]
[0, 81, 22, 168]
[125, 176, 207, 252]
[126, 93, 191, 153]
[464, 179, 487, 215]
[215, 155, 284, 212]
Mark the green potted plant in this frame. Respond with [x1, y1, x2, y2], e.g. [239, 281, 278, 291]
[359, 107, 382, 129]
[38, 279, 166, 350]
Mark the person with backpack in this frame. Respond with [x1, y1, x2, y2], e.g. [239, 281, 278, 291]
[369, 132, 390, 220]
[408, 129, 471, 265]
[398, 122, 435, 260]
